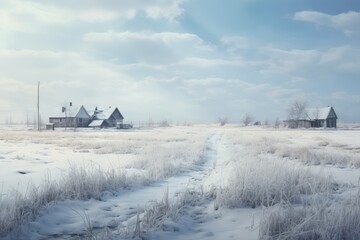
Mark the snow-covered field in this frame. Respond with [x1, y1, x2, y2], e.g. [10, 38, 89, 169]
[0, 125, 360, 239]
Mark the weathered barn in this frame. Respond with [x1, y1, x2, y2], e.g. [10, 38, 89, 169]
[307, 107, 337, 128]
[286, 106, 337, 128]
[49, 105, 91, 128]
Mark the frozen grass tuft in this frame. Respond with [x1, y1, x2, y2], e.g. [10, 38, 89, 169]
[215, 160, 336, 208]
[122, 187, 204, 240]
[259, 191, 360, 240]
[275, 146, 360, 168]
[61, 164, 131, 200]
[0, 165, 133, 237]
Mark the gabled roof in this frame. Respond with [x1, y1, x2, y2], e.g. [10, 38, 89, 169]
[305, 107, 337, 120]
[49, 105, 91, 118]
[86, 107, 97, 117]
[93, 107, 124, 120]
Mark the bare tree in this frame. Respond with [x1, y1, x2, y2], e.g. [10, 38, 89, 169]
[264, 119, 269, 126]
[33, 115, 37, 129]
[274, 118, 282, 128]
[242, 113, 254, 126]
[286, 100, 307, 128]
[218, 117, 228, 126]
[26, 114, 30, 127]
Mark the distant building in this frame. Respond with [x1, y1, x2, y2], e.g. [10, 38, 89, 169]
[285, 106, 337, 128]
[49, 105, 125, 128]
[49, 105, 91, 128]
[88, 107, 124, 128]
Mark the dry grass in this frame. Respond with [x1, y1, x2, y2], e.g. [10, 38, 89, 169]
[259, 191, 360, 240]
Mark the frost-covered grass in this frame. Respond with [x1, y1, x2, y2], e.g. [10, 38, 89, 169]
[215, 159, 336, 208]
[131, 187, 204, 239]
[221, 127, 360, 240]
[0, 127, 212, 237]
[259, 191, 360, 240]
[1, 126, 360, 239]
[97, 185, 212, 240]
[275, 145, 360, 168]
[0, 164, 132, 237]
[224, 128, 360, 168]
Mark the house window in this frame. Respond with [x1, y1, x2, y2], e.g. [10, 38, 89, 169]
[59, 118, 62, 123]
[79, 118, 83, 123]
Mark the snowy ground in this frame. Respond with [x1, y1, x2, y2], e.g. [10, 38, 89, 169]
[0, 125, 359, 239]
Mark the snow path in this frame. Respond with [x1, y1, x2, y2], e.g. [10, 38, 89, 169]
[12, 134, 225, 239]
[151, 132, 261, 240]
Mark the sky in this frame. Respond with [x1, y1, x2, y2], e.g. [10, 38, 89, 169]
[0, 0, 359, 124]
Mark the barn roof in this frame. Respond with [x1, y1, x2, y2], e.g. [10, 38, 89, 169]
[93, 107, 124, 120]
[95, 108, 113, 119]
[49, 105, 90, 118]
[305, 107, 336, 120]
[85, 107, 97, 117]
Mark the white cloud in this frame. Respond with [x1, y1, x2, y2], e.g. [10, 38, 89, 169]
[332, 91, 360, 103]
[254, 45, 360, 80]
[294, 10, 360, 36]
[0, 0, 185, 32]
[84, 31, 207, 47]
[319, 46, 360, 72]
[0, 49, 133, 119]
[0, 1, 121, 33]
[221, 36, 250, 53]
[180, 57, 247, 68]
[142, 0, 184, 21]
[83, 31, 213, 64]
[259, 47, 320, 75]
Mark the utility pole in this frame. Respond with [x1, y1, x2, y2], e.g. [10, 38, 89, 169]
[37, 81, 40, 131]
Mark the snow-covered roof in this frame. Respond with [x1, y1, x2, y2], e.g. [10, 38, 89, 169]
[305, 107, 335, 120]
[86, 108, 96, 117]
[88, 120, 105, 127]
[93, 107, 123, 120]
[50, 105, 123, 120]
[94, 108, 112, 120]
[49, 105, 89, 118]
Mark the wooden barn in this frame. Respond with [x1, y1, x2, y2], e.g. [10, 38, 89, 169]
[286, 106, 338, 128]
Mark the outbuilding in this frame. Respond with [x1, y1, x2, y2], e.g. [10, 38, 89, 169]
[285, 106, 338, 128]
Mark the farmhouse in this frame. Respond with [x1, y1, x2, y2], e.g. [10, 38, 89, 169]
[49, 105, 91, 128]
[49, 105, 124, 128]
[286, 106, 338, 128]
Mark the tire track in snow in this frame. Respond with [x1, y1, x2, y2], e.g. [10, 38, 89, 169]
[12, 134, 222, 239]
